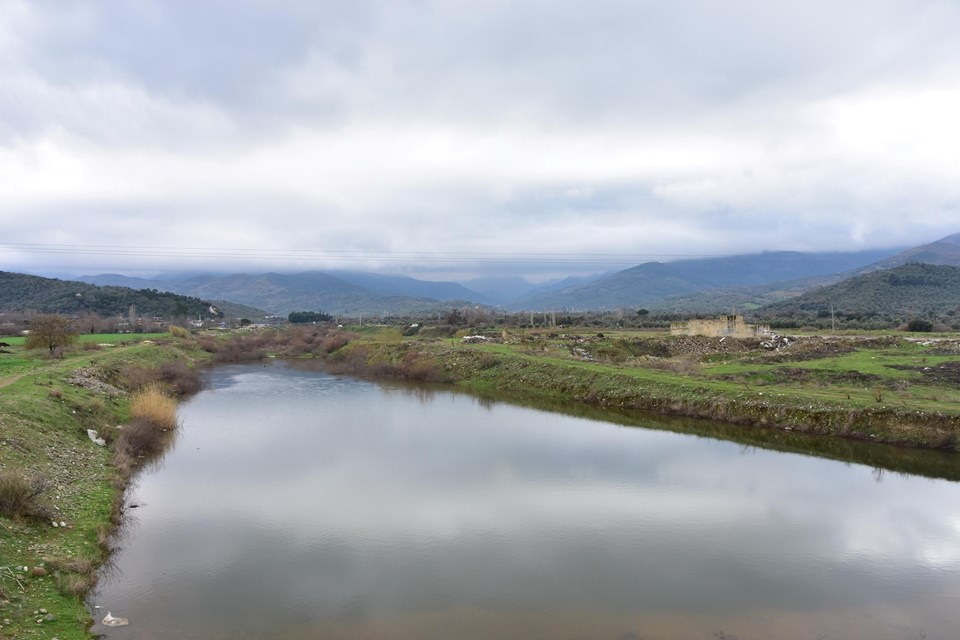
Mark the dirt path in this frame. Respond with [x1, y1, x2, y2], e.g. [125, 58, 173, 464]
[0, 373, 24, 388]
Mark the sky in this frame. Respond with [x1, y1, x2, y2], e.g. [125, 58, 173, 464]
[1, 0, 959, 282]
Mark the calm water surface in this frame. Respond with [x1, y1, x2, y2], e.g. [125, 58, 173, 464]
[91, 362, 960, 640]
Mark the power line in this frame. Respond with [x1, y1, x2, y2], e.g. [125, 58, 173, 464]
[0, 242, 878, 266]
[0, 242, 727, 264]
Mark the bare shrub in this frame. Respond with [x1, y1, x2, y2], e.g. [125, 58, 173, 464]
[157, 361, 202, 396]
[213, 335, 266, 362]
[82, 341, 102, 351]
[197, 336, 220, 353]
[116, 364, 158, 391]
[0, 470, 51, 519]
[117, 417, 174, 458]
[398, 352, 446, 382]
[48, 387, 63, 399]
[321, 333, 352, 353]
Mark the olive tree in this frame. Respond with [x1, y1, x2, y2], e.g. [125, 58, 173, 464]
[25, 314, 77, 355]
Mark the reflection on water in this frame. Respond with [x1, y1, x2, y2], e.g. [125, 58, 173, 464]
[91, 361, 960, 640]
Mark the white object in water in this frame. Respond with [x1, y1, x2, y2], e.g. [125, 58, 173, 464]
[101, 612, 129, 627]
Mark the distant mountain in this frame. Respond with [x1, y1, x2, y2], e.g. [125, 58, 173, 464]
[330, 271, 492, 305]
[0, 271, 228, 318]
[862, 232, 960, 271]
[80, 271, 486, 316]
[757, 263, 960, 322]
[507, 248, 902, 311]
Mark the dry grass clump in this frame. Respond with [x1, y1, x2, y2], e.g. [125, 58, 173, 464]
[115, 387, 179, 461]
[168, 324, 191, 338]
[129, 386, 179, 431]
[0, 470, 51, 519]
[45, 557, 97, 598]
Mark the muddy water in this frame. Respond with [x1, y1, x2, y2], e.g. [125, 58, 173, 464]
[90, 361, 960, 639]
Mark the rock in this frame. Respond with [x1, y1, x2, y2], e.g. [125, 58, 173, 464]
[32, 567, 47, 577]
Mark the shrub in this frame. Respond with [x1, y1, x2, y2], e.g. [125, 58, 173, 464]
[197, 336, 220, 353]
[321, 333, 351, 353]
[213, 335, 266, 362]
[906, 319, 934, 332]
[116, 364, 158, 391]
[0, 470, 50, 518]
[157, 361, 202, 396]
[117, 417, 173, 458]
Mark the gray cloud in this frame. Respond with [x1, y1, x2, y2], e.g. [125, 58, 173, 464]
[2, 0, 959, 278]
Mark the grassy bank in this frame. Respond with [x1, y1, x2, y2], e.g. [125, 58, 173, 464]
[308, 327, 960, 452]
[0, 333, 209, 640]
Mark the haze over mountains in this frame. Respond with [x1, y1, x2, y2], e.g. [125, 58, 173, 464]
[58, 232, 960, 316]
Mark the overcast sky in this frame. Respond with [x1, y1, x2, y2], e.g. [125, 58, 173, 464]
[2, 0, 959, 281]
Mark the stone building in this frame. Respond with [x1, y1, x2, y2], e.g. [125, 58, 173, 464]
[670, 314, 771, 338]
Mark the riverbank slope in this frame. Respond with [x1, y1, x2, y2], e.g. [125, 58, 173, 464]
[0, 334, 209, 640]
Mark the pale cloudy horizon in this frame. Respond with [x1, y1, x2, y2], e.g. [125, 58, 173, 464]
[1, 0, 959, 282]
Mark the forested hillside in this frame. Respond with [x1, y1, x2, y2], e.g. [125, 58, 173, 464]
[756, 263, 960, 329]
[0, 271, 220, 318]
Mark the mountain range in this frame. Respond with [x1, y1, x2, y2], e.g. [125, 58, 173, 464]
[50, 231, 960, 316]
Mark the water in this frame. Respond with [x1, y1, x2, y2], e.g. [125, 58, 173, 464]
[91, 361, 960, 639]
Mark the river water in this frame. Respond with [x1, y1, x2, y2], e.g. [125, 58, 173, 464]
[90, 361, 960, 640]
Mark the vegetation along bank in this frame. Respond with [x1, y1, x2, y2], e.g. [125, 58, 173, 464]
[291, 325, 960, 452]
[3, 321, 959, 638]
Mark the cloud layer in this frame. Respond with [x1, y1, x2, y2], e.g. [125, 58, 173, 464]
[2, 0, 959, 278]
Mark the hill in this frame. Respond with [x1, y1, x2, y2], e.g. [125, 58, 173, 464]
[507, 248, 901, 311]
[0, 271, 230, 318]
[865, 232, 960, 270]
[756, 263, 960, 328]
